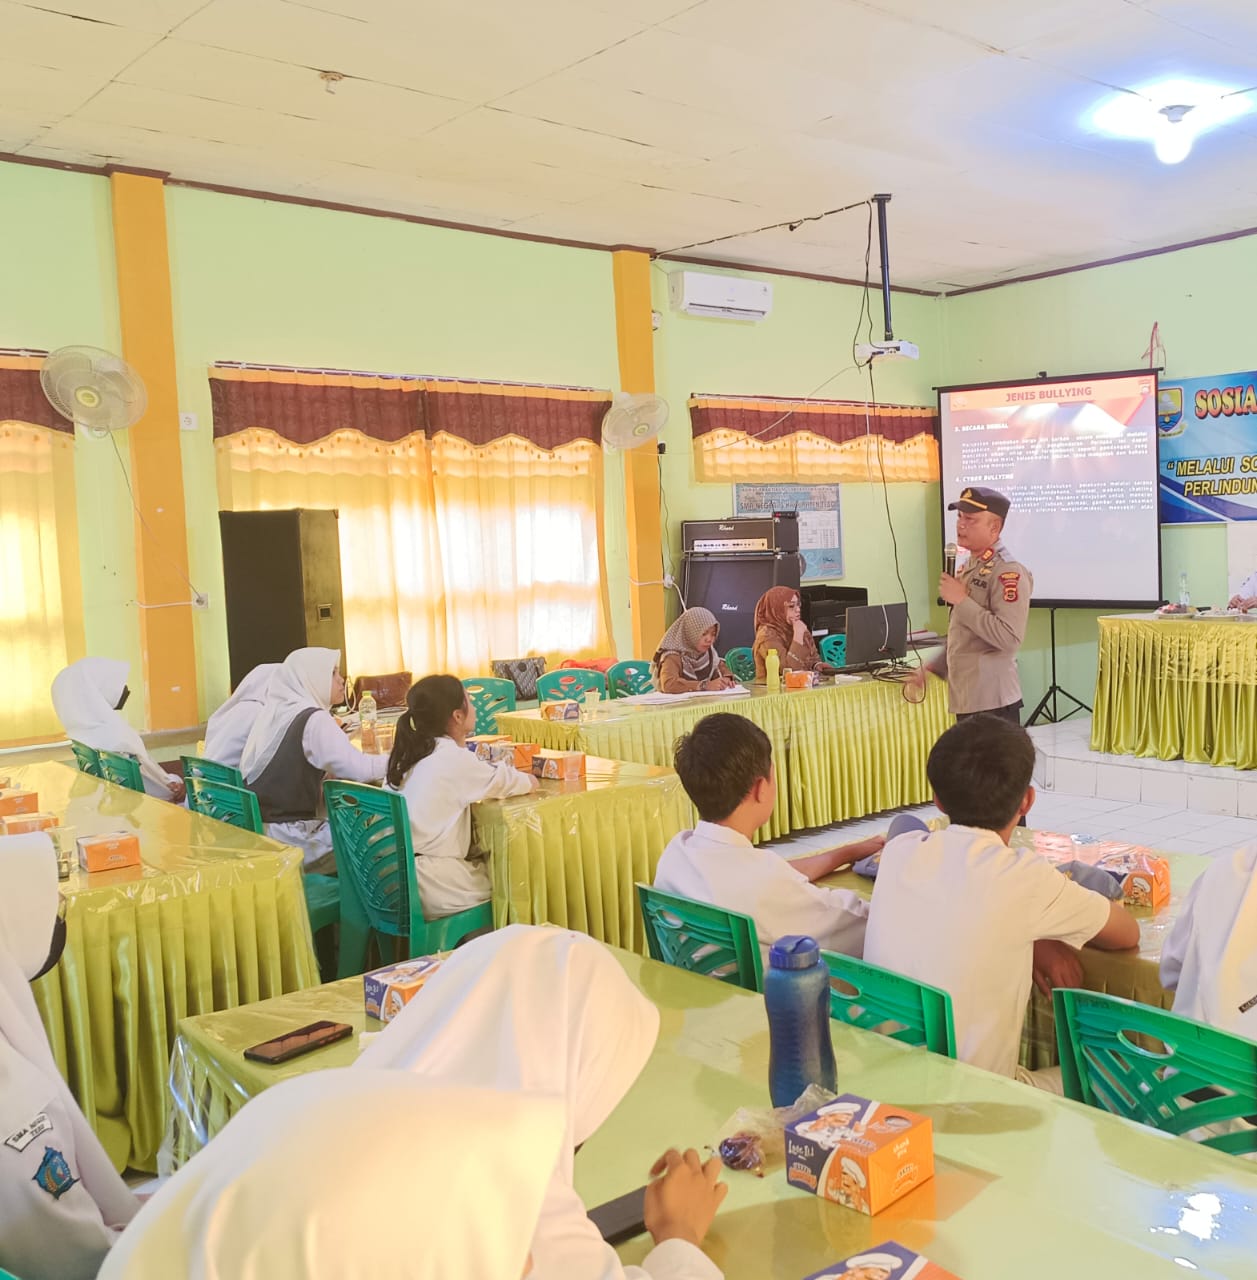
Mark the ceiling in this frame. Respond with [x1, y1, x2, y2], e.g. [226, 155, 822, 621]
[4, 0, 1257, 291]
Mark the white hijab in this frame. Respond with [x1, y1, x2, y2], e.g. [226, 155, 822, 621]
[100, 1070, 564, 1280]
[239, 648, 339, 782]
[202, 664, 279, 769]
[358, 925, 660, 1277]
[50, 657, 145, 757]
[0, 834, 138, 1228]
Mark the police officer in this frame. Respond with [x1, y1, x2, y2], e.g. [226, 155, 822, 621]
[906, 486, 1032, 723]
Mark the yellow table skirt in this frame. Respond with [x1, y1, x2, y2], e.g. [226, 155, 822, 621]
[165, 953, 1257, 1279]
[476, 758, 694, 954]
[497, 677, 952, 839]
[17, 762, 319, 1174]
[1091, 614, 1257, 768]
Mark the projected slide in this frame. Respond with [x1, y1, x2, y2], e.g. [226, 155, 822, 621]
[938, 372, 1161, 606]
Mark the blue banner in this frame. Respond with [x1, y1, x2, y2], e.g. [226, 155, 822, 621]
[1159, 371, 1257, 523]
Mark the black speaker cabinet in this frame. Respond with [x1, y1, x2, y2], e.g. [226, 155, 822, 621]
[219, 509, 347, 688]
[679, 552, 802, 651]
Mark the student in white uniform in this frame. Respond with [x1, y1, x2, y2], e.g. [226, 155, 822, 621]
[385, 674, 536, 920]
[1160, 846, 1257, 1037]
[101, 1069, 566, 1279]
[865, 715, 1139, 1082]
[240, 647, 386, 873]
[51, 657, 185, 802]
[653, 714, 878, 957]
[0, 834, 139, 1280]
[358, 925, 728, 1280]
[201, 663, 278, 770]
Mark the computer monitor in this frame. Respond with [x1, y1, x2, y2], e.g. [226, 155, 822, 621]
[842, 602, 908, 669]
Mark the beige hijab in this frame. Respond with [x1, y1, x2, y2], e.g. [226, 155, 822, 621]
[651, 607, 722, 683]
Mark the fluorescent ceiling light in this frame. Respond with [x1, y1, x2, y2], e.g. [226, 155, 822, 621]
[1091, 79, 1252, 164]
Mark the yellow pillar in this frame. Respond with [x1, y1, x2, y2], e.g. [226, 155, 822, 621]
[108, 170, 199, 730]
[611, 250, 667, 657]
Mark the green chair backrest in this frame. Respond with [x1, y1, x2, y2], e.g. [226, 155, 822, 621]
[186, 777, 264, 834]
[607, 659, 654, 698]
[725, 647, 755, 682]
[462, 677, 517, 734]
[821, 951, 956, 1057]
[819, 634, 847, 667]
[636, 883, 764, 993]
[181, 755, 244, 788]
[97, 749, 144, 793]
[69, 740, 103, 777]
[1054, 988, 1257, 1155]
[536, 668, 608, 703]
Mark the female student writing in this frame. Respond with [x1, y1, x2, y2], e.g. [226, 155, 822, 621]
[51, 657, 185, 802]
[240, 647, 385, 873]
[751, 587, 825, 679]
[651, 607, 737, 695]
[385, 675, 536, 920]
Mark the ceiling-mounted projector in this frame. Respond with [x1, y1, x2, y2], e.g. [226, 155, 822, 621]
[856, 339, 920, 361]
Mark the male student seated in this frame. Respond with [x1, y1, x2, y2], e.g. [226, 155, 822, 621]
[653, 713, 879, 957]
[865, 714, 1140, 1084]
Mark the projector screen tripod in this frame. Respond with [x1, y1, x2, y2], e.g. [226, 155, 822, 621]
[1025, 607, 1091, 726]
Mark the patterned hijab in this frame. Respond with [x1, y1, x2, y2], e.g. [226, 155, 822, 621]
[651, 607, 722, 683]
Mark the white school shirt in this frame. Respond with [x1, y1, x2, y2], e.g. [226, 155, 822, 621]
[865, 824, 1112, 1078]
[1161, 845, 1257, 1037]
[652, 821, 869, 958]
[389, 737, 534, 920]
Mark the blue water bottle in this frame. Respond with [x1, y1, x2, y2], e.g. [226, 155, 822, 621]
[765, 935, 837, 1107]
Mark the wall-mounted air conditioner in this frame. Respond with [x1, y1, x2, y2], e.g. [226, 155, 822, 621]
[667, 271, 772, 321]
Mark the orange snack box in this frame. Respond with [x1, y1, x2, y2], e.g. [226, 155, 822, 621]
[540, 700, 582, 722]
[1, 812, 60, 835]
[0, 789, 38, 817]
[784, 670, 817, 690]
[363, 955, 444, 1023]
[1032, 833, 1171, 910]
[477, 741, 540, 770]
[786, 1095, 934, 1215]
[77, 831, 141, 873]
[531, 750, 586, 781]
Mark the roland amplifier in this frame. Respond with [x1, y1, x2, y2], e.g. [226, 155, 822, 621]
[678, 550, 802, 652]
[681, 513, 800, 555]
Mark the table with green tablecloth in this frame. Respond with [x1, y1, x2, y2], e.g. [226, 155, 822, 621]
[822, 839, 1208, 1070]
[165, 948, 1257, 1277]
[1092, 612, 1257, 768]
[15, 761, 318, 1173]
[496, 676, 952, 839]
[475, 756, 694, 952]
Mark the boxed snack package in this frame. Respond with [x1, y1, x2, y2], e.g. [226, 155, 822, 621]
[801, 1241, 960, 1279]
[531, 750, 586, 781]
[0, 788, 38, 817]
[1032, 833, 1171, 910]
[77, 831, 141, 873]
[540, 700, 582, 722]
[785, 1095, 933, 1216]
[363, 955, 444, 1023]
[469, 739, 539, 770]
[466, 735, 509, 751]
[784, 670, 817, 690]
[1, 812, 60, 835]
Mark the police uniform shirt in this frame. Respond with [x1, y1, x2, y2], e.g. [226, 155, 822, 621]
[932, 541, 1032, 715]
[0, 1048, 119, 1280]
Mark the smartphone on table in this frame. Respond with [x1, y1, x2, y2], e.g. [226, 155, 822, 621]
[243, 1020, 354, 1064]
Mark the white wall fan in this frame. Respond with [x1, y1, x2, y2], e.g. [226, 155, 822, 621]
[601, 392, 669, 450]
[40, 345, 148, 437]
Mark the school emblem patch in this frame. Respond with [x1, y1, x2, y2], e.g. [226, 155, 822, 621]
[998, 571, 1020, 603]
[32, 1146, 77, 1200]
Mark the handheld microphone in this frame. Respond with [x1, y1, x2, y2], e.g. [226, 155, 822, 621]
[944, 542, 958, 578]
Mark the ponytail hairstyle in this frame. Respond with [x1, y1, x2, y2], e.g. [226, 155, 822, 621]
[386, 674, 468, 789]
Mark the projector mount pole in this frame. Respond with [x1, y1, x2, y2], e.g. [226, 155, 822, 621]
[1025, 607, 1092, 726]
[872, 193, 895, 341]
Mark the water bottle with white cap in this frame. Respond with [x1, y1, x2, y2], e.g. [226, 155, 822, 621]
[765, 934, 837, 1107]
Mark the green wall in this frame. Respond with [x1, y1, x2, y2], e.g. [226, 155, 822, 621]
[0, 163, 148, 730]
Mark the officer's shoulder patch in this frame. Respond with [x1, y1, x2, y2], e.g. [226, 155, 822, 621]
[998, 571, 1021, 603]
[32, 1146, 78, 1200]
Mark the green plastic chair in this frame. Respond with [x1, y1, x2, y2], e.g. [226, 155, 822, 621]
[69, 740, 103, 777]
[636, 883, 764, 993]
[536, 668, 608, 703]
[819, 634, 847, 667]
[97, 749, 144, 793]
[821, 951, 956, 1057]
[186, 776, 264, 831]
[1054, 988, 1257, 1155]
[725, 647, 755, 682]
[607, 659, 654, 698]
[181, 755, 244, 788]
[325, 780, 491, 978]
[462, 677, 517, 733]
